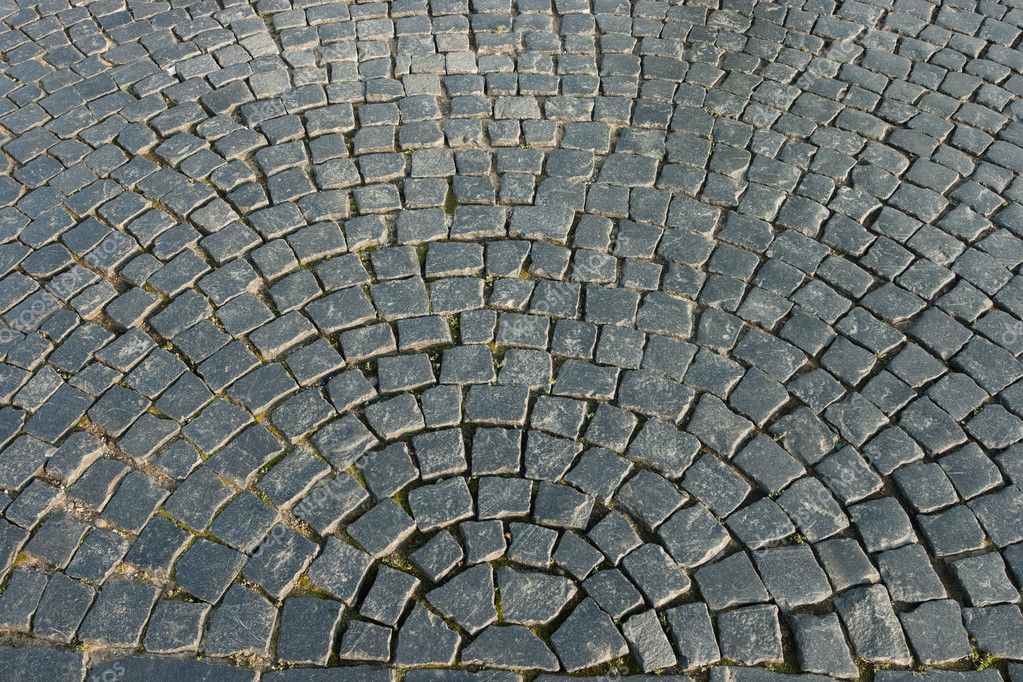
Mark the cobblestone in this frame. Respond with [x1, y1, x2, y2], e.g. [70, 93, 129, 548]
[0, 0, 1019, 677]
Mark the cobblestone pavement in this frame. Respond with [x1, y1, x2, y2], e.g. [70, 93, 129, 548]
[0, 0, 1022, 679]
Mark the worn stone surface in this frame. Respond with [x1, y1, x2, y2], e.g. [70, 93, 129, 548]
[0, 0, 1020, 677]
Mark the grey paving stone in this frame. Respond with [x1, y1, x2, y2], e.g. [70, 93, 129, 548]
[623, 609, 677, 672]
[394, 601, 460, 667]
[425, 564, 497, 634]
[142, 599, 209, 655]
[174, 538, 245, 604]
[665, 602, 721, 670]
[898, 599, 972, 665]
[462, 625, 559, 672]
[498, 565, 576, 625]
[77, 579, 160, 648]
[348, 499, 417, 558]
[694, 551, 770, 611]
[0, 645, 85, 682]
[791, 612, 858, 678]
[658, 503, 730, 569]
[550, 597, 629, 673]
[244, 525, 318, 600]
[962, 604, 1023, 660]
[717, 604, 783, 666]
[4, 1, 1021, 677]
[203, 584, 277, 657]
[31, 572, 94, 644]
[833, 584, 912, 665]
[337, 618, 391, 662]
[950, 552, 1020, 607]
[752, 544, 831, 609]
[360, 566, 419, 627]
[876, 543, 948, 603]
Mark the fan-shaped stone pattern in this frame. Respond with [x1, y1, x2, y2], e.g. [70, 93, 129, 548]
[0, 0, 1022, 678]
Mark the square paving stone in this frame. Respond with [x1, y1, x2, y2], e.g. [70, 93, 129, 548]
[732, 434, 805, 494]
[357, 444, 418, 500]
[425, 563, 497, 635]
[626, 418, 700, 479]
[874, 541, 948, 604]
[497, 565, 576, 626]
[360, 565, 419, 627]
[394, 601, 461, 667]
[507, 522, 559, 569]
[209, 492, 279, 553]
[752, 543, 832, 609]
[726, 498, 796, 549]
[66, 529, 129, 584]
[970, 486, 1023, 548]
[681, 454, 751, 517]
[412, 428, 467, 480]
[143, 599, 210, 654]
[791, 612, 859, 678]
[665, 601, 720, 670]
[409, 476, 474, 532]
[122, 515, 190, 577]
[588, 510, 642, 566]
[364, 393, 425, 440]
[256, 449, 331, 508]
[550, 597, 629, 673]
[778, 477, 849, 542]
[533, 482, 594, 530]
[460, 520, 506, 564]
[583, 404, 638, 453]
[31, 572, 95, 644]
[623, 608, 677, 672]
[962, 604, 1023, 660]
[657, 502, 731, 569]
[614, 470, 686, 532]
[523, 430, 583, 482]
[0, 570, 46, 632]
[77, 579, 160, 647]
[204, 584, 277, 657]
[244, 525, 319, 600]
[412, 524, 466, 580]
[950, 551, 1021, 606]
[717, 604, 783, 665]
[694, 551, 770, 611]
[337, 620, 392, 662]
[552, 530, 604, 582]
[834, 584, 912, 665]
[163, 467, 233, 531]
[892, 462, 959, 513]
[348, 499, 417, 557]
[174, 538, 246, 604]
[620, 543, 691, 608]
[939, 443, 1003, 500]
[99, 470, 168, 534]
[898, 599, 972, 665]
[563, 448, 633, 505]
[850, 496, 918, 552]
[530, 396, 588, 440]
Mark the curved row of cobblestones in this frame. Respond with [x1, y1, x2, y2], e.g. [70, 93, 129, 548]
[1, 0, 1023, 679]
